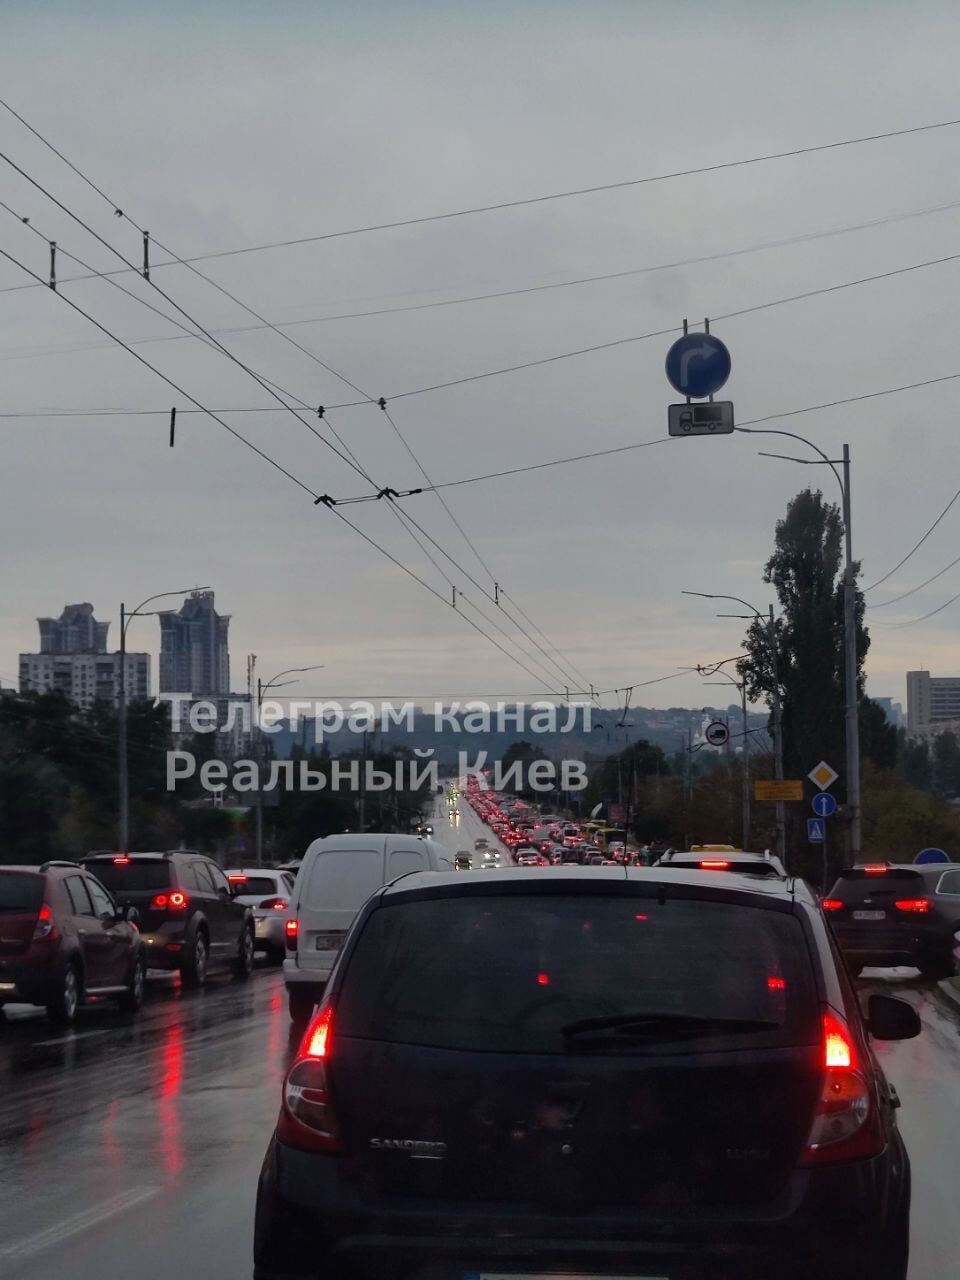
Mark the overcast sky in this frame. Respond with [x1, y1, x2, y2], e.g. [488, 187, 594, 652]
[2, 1, 960, 712]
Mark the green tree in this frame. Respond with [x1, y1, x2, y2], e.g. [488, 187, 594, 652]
[931, 731, 960, 799]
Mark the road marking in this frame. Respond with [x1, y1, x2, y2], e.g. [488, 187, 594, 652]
[33, 1028, 116, 1048]
[0, 1186, 160, 1265]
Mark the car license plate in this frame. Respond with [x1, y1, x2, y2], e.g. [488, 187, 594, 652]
[853, 910, 886, 921]
[315, 932, 344, 950]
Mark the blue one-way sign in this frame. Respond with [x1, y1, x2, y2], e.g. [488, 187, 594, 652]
[807, 818, 826, 844]
[812, 792, 837, 818]
[665, 332, 732, 398]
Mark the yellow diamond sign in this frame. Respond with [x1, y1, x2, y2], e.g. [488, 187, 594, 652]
[808, 760, 838, 791]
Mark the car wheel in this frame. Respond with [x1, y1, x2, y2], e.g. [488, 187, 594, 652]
[288, 987, 318, 1025]
[118, 953, 147, 1012]
[233, 925, 255, 980]
[46, 959, 82, 1027]
[181, 929, 209, 988]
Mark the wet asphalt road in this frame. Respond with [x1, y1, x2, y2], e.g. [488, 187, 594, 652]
[1, 808, 959, 1279]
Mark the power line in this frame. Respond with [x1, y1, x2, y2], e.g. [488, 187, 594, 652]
[5, 107, 952, 266]
[875, 586, 960, 628]
[7, 190, 960, 333]
[862, 482, 960, 592]
[866, 550, 960, 608]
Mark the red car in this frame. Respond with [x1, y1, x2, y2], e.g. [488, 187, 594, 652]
[0, 861, 147, 1025]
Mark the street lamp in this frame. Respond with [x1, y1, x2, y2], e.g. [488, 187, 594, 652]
[682, 591, 786, 863]
[740, 427, 861, 863]
[254, 665, 325, 864]
[118, 586, 209, 854]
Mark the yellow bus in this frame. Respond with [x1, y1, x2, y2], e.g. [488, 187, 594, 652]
[593, 827, 626, 852]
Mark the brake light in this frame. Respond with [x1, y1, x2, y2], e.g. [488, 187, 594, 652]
[822, 899, 843, 911]
[894, 899, 931, 913]
[113, 856, 131, 865]
[699, 859, 731, 870]
[863, 864, 888, 874]
[31, 902, 55, 942]
[800, 1010, 881, 1165]
[259, 896, 288, 910]
[767, 976, 787, 991]
[285, 918, 299, 950]
[228, 874, 247, 884]
[278, 1005, 339, 1152]
[150, 892, 188, 911]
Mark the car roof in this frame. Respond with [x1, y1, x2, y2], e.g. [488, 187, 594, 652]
[381, 864, 809, 905]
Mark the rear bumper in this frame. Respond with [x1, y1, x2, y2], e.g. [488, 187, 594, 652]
[283, 957, 333, 988]
[139, 921, 188, 969]
[255, 914, 287, 951]
[255, 1137, 907, 1280]
[832, 922, 949, 965]
[0, 957, 55, 1005]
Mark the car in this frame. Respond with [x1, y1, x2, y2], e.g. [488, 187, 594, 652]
[823, 860, 960, 978]
[515, 851, 545, 867]
[255, 865, 919, 1280]
[80, 851, 255, 988]
[225, 867, 297, 963]
[473, 838, 490, 851]
[653, 848, 788, 877]
[480, 849, 502, 868]
[283, 833, 453, 1024]
[453, 853, 473, 872]
[0, 862, 146, 1025]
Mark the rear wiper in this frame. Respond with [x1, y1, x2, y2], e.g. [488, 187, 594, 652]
[561, 1013, 779, 1040]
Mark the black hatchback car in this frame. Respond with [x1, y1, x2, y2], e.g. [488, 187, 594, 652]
[255, 866, 919, 1280]
[824, 861, 960, 978]
[81, 851, 254, 986]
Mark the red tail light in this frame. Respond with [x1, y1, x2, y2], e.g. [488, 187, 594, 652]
[150, 892, 189, 911]
[862, 864, 888, 875]
[31, 902, 55, 942]
[821, 899, 843, 912]
[227, 874, 248, 884]
[699, 859, 731, 870]
[278, 1005, 339, 1152]
[285, 918, 299, 950]
[894, 899, 931, 913]
[113, 856, 131, 865]
[259, 897, 288, 910]
[800, 1010, 881, 1166]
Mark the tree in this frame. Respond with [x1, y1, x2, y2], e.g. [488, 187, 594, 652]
[931, 731, 960, 799]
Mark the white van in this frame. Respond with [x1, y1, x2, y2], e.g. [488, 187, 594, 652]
[283, 832, 452, 1021]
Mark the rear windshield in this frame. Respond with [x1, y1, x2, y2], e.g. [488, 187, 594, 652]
[0, 872, 43, 913]
[828, 869, 924, 901]
[84, 860, 171, 892]
[236, 876, 280, 897]
[338, 894, 818, 1054]
[303, 849, 382, 909]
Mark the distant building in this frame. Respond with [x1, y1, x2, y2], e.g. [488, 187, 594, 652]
[19, 651, 150, 710]
[874, 697, 905, 729]
[19, 602, 149, 710]
[906, 670, 960, 736]
[37, 602, 109, 654]
[158, 590, 230, 695]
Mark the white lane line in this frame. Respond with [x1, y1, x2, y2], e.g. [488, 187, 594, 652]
[33, 1029, 115, 1048]
[0, 1186, 160, 1264]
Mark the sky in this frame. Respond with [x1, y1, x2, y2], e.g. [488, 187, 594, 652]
[2, 0, 960, 713]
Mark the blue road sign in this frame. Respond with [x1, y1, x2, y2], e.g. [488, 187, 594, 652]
[665, 332, 732, 398]
[915, 847, 951, 865]
[812, 792, 837, 818]
[807, 818, 825, 844]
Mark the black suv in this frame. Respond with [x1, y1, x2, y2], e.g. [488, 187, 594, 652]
[81, 851, 254, 987]
[824, 861, 960, 977]
[0, 862, 146, 1025]
[255, 866, 919, 1280]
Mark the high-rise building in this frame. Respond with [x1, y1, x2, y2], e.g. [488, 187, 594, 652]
[874, 697, 905, 729]
[906, 670, 960, 735]
[19, 651, 150, 709]
[37, 602, 109, 654]
[158, 590, 230, 694]
[20, 604, 149, 709]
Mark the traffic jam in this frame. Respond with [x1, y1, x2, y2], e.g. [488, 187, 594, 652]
[4, 783, 960, 1278]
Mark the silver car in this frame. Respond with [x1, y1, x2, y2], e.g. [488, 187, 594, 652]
[225, 868, 296, 962]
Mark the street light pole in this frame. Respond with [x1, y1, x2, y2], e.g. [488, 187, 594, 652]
[117, 586, 207, 854]
[254, 665, 325, 864]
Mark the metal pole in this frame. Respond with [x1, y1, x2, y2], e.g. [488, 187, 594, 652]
[768, 606, 786, 866]
[358, 728, 368, 833]
[255, 677, 264, 867]
[741, 679, 750, 850]
[118, 603, 128, 853]
[841, 443, 862, 863]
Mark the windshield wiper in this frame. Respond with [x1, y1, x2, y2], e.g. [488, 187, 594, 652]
[561, 1012, 778, 1040]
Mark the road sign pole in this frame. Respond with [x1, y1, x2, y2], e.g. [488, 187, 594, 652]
[821, 818, 829, 896]
[841, 443, 862, 866]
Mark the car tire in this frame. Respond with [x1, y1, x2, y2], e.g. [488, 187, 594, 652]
[46, 959, 82, 1027]
[181, 928, 209, 988]
[232, 924, 255, 980]
[118, 952, 147, 1012]
[288, 987, 318, 1025]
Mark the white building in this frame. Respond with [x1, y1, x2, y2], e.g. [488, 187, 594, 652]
[19, 651, 150, 710]
[906, 670, 960, 736]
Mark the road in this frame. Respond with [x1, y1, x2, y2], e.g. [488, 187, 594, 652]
[1, 823, 959, 1277]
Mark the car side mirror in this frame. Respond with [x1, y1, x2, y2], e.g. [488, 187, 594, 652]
[124, 905, 140, 925]
[867, 994, 921, 1041]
